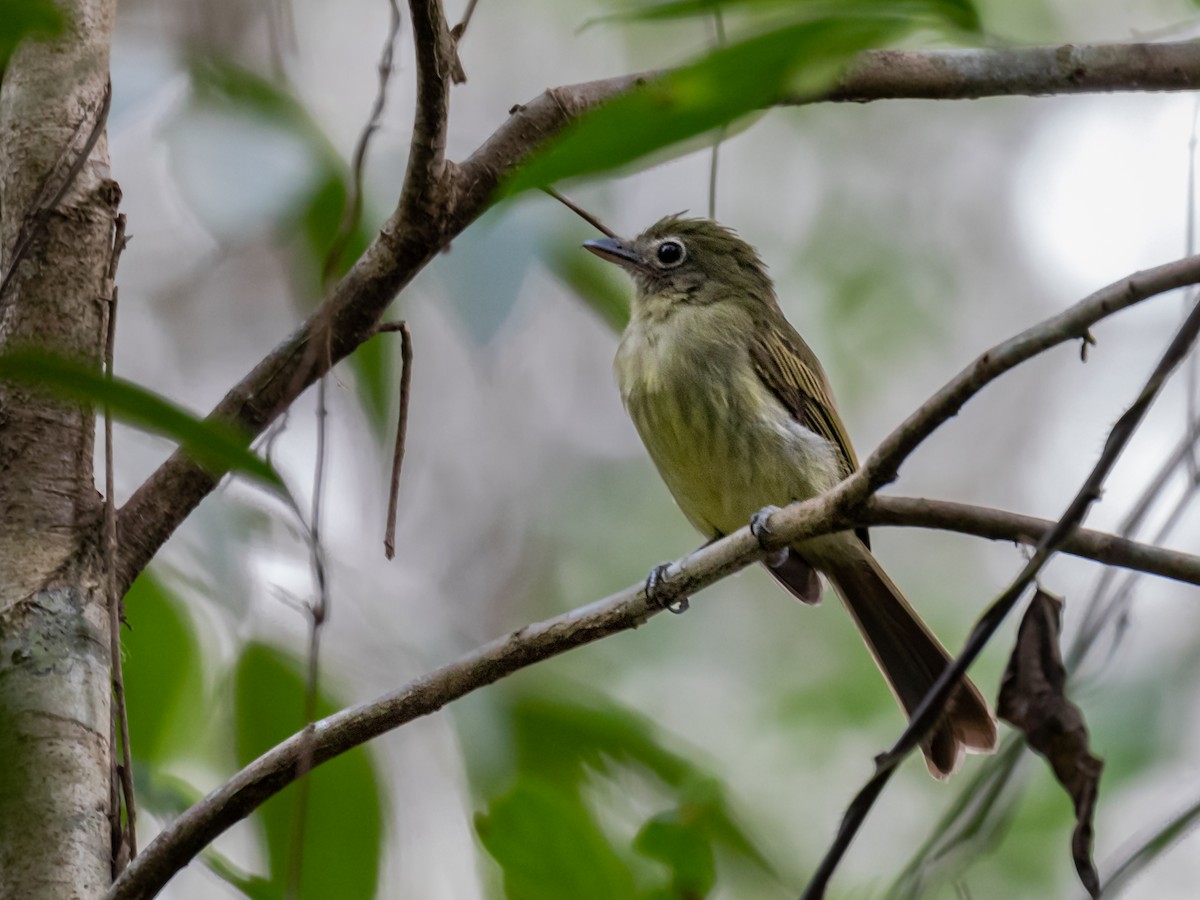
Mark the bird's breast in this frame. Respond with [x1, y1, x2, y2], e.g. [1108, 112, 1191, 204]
[615, 308, 841, 538]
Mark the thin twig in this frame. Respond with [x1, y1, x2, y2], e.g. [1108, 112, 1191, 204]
[451, 0, 479, 40]
[384, 322, 413, 559]
[1089, 475, 1200, 673]
[321, 0, 402, 286]
[1096, 790, 1200, 898]
[1067, 412, 1200, 668]
[1185, 97, 1199, 482]
[799, 274, 1200, 900]
[707, 5, 726, 220]
[103, 215, 136, 866]
[540, 187, 618, 237]
[285, 336, 333, 899]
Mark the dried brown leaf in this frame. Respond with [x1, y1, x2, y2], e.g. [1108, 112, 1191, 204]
[998, 589, 1104, 899]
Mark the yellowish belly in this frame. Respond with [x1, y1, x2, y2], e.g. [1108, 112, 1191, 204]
[616, 323, 841, 539]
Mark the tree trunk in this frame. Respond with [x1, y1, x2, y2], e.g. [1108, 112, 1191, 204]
[0, 0, 119, 895]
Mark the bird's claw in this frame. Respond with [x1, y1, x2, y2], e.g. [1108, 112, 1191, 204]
[749, 505, 789, 567]
[646, 562, 689, 614]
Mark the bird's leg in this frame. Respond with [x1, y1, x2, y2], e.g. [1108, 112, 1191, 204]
[645, 562, 688, 614]
[750, 505, 789, 568]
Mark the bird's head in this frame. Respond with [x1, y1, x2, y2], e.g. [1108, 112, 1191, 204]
[584, 215, 776, 316]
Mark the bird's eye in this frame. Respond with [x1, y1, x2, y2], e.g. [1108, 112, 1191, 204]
[655, 240, 685, 268]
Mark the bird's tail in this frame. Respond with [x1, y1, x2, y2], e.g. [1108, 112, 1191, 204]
[771, 540, 997, 778]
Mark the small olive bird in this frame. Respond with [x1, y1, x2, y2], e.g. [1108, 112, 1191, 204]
[585, 216, 997, 778]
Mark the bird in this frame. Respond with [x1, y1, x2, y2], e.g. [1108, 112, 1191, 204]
[584, 215, 997, 778]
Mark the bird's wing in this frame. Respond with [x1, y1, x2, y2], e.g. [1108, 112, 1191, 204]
[749, 318, 869, 549]
[749, 319, 859, 477]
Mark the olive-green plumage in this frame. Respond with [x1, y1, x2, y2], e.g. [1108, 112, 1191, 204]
[586, 216, 997, 778]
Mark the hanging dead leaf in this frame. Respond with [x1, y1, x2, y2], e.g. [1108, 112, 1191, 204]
[998, 589, 1104, 899]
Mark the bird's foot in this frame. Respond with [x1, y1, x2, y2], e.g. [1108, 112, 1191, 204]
[749, 505, 789, 568]
[645, 562, 689, 614]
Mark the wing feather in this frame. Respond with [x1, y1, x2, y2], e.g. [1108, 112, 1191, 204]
[749, 317, 870, 548]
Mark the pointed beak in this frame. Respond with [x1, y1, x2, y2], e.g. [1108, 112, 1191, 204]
[584, 237, 640, 269]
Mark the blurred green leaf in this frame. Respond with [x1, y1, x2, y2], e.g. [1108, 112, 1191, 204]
[0, 350, 282, 490]
[184, 56, 392, 433]
[503, 17, 906, 196]
[541, 237, 631, 332]
[122, 572, 206, 764]
[606, 0, 981, 33]
[234, 643, 383, 900]
[0, 0, 64, 70]
[635, 809, 717, 898]
[476, 778, 638, 900]
[508, 691, 777, 878]
[190, 56, 322, 135]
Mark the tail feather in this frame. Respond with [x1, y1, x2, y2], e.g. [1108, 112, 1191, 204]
[773, 539, 997, 779]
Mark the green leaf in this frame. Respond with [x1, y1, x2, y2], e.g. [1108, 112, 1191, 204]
[541, 236, 631, 332]
[189, 55, 322, 135]
[0, 0, 65, 70]
[605, 0, 981, 33]
[476, 778, 638, 900]
[635, 810, 717, 899]
[0, 349, 282, 490]
[502, 17, 907, 196]
[508, 692, 778, 878]
[234, 643, 383, 900]
[297, 174, 393, 435]
[122, 572, 206, 764]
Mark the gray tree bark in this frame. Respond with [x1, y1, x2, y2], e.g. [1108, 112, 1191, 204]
[0, 0, 119, 895]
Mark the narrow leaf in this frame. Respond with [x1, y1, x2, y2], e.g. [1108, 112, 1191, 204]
[998, 590, 1104, 898]
[605, 0, 981, 33]
[0, 350, 282, 490]
[502, 17, 906, 196]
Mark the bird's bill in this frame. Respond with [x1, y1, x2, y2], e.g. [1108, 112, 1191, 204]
[583, 237, 640, 269]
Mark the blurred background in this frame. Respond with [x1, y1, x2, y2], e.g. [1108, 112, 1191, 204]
[105, 0, 1200, 896]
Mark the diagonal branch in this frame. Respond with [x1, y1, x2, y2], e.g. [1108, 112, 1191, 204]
[114, 41, 1200, 595]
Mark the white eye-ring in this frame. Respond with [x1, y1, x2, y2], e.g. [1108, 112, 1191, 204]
[654, 238, 686, 268]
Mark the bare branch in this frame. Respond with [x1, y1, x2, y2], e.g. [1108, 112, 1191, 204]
[818, 42, 1200, 103]
[863, 496, 1200, 587]
[321, 0, 402, 286]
